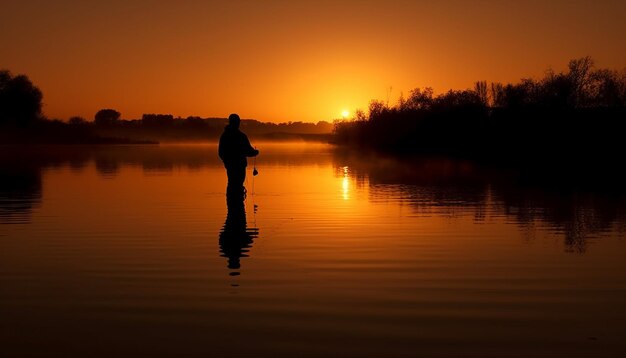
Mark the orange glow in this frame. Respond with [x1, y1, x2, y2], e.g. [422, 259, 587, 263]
[342, 166, 350, 200]
[2, 1, 625, 122]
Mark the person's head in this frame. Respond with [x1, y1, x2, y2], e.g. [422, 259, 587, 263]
[228, 113, 241, 128]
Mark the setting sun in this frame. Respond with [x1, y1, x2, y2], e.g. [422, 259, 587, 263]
[341, 110, 350, 118]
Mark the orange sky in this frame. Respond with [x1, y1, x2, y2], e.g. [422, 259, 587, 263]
[2, 0, 625, 123]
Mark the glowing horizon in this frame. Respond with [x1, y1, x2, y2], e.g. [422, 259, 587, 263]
[2, 0, 625, 123]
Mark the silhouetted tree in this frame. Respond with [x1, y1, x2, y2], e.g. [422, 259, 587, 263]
[490, 82, 505, 107]
[0, 70, 43, 126]
[405, 87, 434, 110]
[141, 113, 174, 126]
[94, 109, 121, 126]
[432, 89, 482, 109]
[333, 57, 626, 160]
[588, 68, 626, 107]
[567, 56, 594, 107]
[68, 116, 87, 125]
[315, 121, 333, 133]
[474, 81, 489, 107]
[368, 100, 389, 119]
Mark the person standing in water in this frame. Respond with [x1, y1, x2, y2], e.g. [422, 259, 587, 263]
[218, 113, 259, 199]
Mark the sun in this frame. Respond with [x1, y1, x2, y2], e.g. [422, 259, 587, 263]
[341, 110, 350, 118]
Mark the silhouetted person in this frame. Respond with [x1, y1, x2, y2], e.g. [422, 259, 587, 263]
[218, 113, 259, 200]
[219, 190, 259, 275]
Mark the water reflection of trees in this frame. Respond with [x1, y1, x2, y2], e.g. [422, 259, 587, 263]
[1, 144, 332, 178]
[333, 150, 626, 253]
[0, 144, 331, 224]
[0, 148, 74, 224]
[492, 183, 626, 252]
[0, 165, 42, 224]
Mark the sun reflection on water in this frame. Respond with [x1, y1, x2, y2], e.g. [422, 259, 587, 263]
[342, 166, 349, 200]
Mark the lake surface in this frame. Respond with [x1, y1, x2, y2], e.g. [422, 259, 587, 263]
[1, 143, 626, 357]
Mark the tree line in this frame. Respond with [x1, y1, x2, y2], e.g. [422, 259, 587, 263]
[0, 70, 42, 126]
[0, 69, 332, 143]
[333, 57, 626, 163]
[82, 110, 333, 142]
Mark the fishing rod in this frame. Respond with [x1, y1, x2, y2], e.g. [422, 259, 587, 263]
[251, 149, 258, 195]
[253, 146, 259, 177]
[251, 148, 258, 221]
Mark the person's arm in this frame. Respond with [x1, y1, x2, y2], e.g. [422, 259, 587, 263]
[218, 133, 225, 161]
[244, 135, 259, 157]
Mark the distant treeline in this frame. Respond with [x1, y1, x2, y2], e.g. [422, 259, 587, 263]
[88, 111, 333, 142]
[0, 69, 332, 144]
[1, 70, 128, 144]
[333, 57, 626, 163]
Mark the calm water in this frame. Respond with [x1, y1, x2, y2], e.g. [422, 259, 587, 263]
[1, 143, 626, 357]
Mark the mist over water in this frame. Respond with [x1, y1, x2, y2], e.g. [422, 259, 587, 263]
[1, 143, 626, 357]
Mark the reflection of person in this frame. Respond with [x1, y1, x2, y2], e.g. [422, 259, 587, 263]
[218, 113, 259, 199]
[219, 191, 259, 275]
